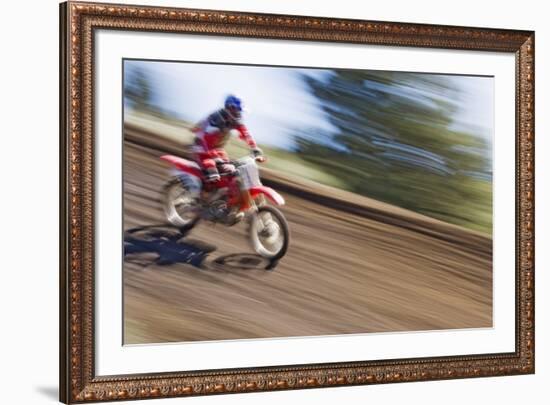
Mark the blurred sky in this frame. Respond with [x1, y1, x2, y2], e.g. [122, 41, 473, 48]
[125, 60, 494, 150]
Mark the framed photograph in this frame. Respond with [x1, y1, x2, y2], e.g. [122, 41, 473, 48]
[60, 1, 535, 402]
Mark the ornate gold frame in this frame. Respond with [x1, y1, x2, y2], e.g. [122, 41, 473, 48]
[59, 1, 535, 403]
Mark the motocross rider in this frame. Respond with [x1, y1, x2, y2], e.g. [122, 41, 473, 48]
[191, 95, 263, 218]
[191, 94, 263, 182]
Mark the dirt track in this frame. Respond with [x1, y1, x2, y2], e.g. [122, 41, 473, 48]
[123, 138, 492, 344]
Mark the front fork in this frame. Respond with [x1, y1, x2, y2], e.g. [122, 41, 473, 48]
[239, 189, 254, 212]
[236, 177, 265, 212]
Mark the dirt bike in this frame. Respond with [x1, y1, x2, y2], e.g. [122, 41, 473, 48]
[160, 153, 290, 261]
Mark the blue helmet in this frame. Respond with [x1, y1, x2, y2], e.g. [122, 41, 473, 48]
[224, 94, 243, 120]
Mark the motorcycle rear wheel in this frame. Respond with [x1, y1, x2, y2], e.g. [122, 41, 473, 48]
[249, 205, 289, 261]
[162, 177, 200, 231]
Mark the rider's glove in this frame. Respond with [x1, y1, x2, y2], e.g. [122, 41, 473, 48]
[252, 147, 263, 157]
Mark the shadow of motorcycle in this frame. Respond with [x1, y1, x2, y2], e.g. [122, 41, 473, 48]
[124, 224, 280, 271]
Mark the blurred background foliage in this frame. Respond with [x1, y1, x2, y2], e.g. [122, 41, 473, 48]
[124, 64, 492, 234]
[293, 70, 492, 233]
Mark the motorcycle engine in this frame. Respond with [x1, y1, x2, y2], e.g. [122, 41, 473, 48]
[207, 200, 231, 222]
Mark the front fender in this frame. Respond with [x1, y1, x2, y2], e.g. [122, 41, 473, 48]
[249, 186, 285, 206]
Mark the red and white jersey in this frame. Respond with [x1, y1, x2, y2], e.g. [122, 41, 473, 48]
[192, 108, 257, 152]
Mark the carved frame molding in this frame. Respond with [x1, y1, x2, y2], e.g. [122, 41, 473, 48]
[60, 1, 535, 402]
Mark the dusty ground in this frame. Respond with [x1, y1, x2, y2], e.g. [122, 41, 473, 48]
[123, 137, 492, 344]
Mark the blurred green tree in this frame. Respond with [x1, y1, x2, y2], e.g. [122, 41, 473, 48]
[295, 70, 492, 233]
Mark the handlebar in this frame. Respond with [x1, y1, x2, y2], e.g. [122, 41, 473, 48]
[223, 155, 266, 167]
[215, 156, 266, 179]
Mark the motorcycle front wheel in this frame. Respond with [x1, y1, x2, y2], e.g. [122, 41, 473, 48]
[249, 205, 289, 261]
[162, 177, 200, 231]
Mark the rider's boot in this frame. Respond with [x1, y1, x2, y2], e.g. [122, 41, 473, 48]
[204, 168, 221, 183]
